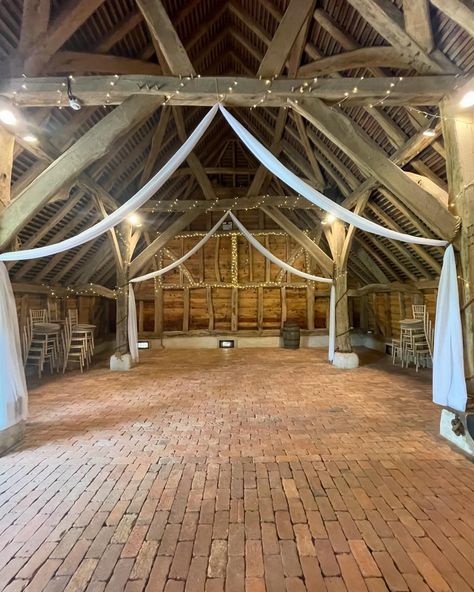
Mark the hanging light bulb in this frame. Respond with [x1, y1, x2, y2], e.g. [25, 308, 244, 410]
[321, 213, 336, 225]
[22, 134, 38, 143]
[128, 213, 142, 227]
[460, 90, 474, 109]
[0, 109, 17, 126]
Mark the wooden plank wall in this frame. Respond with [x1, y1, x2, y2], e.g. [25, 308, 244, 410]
[362, 289, 437, 341]
[13, 292, 113, 340]
[132, 225, 331, 334]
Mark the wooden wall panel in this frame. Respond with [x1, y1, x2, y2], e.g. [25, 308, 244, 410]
[314, 297, 329, 329]
[212, 287, 232, 331]
[285, 288, 307, 327]
[189, 288, 209, 330]
[163, 289, 184, 331]
[263, 288, 281, 329]
[238, 288, 258, 330]
[143, 300, 155, 332]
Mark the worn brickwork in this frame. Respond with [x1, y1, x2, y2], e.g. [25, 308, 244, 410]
[0, 349, 473, 592]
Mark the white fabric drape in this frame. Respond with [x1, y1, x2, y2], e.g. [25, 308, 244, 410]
[131, 211, 230, 283]
[128, 284, 139, 364]
[0, 263, 28, 430]
[433, 245, 467, 411]
[328, 284, 336, 362]
[228, 213, 332, 283]
[0, 105, 220, 262]
[219, 105, 447, 247]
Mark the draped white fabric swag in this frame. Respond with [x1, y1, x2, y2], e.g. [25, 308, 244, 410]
[0, 105, 220, 262]
[0, 104, 467, 415]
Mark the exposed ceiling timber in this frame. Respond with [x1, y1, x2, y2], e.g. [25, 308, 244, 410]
[0, 76, 458, 107]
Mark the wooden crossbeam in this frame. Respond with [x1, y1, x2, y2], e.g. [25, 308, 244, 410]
[23, 0, 106, 75]
[129, 211, 201, 277]
[0, 76, 457, 107]
[297, 47, 428, 77]
[257, 0, 315, 77]
[261, 206, 333, 276]
[45, 52, 162, 76]
[429, 0, 474, 39]
[0, 94, 161, 249]
[345, 0, 458, 73]
[136, 0, 194, 76]
[291, 98, 458, 240]
[402, 0, 434, 53]
[142, 195, 320, 213]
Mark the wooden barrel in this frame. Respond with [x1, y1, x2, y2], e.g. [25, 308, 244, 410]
[282, 322, 300, 349]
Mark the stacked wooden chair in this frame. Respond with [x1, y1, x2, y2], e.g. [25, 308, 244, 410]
[63, 309, 96, 373]
[22, 309, 61, 377]
[21, 306, 96, 377]
[392, 305, 434, 371]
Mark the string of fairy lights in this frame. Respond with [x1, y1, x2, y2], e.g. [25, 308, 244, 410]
[3, 71, 474, 304]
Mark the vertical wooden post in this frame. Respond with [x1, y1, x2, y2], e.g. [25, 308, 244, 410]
[306, 285, 315, 330]
[207, 286, 214, 331]
[231, 287, 238, 332]
[0, 127, 14, 213]
[441, 95, 474, 397]
[360, 295, 368, 332]
[327, 220, 352, 352]
[280, 286, 287, 328]
[154, 287, 163, 335]
[257, 287, 264, 331]
[115, 266, 129, 355]
[183, 287, 190, 332]
[138, 300, 144, 333]
[384, 293, 392, 338]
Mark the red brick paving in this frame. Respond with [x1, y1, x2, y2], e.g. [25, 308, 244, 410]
[1, 348, 473, 592]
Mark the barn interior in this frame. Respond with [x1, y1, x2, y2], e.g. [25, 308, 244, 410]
[0, 1, 474, 591]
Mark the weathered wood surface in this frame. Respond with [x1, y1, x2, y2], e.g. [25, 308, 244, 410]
[0, 76, 458, 107]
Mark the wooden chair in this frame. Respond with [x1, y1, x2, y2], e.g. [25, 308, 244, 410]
[47, 299, 61, 322]
[22, 324, 45, 378]
[29, 309, 47, 325]
[63, 317, 88, 373]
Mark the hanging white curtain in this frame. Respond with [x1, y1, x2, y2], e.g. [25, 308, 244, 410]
[328, 285, 336, 362]
[433, 245, 467, 411]
[0, 263, 28, 430]
[128, 284, 139, 364]
[0, 105, 220, 262]
[219, 105, 447, 247]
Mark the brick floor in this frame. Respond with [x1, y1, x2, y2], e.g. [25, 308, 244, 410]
[1, 348, 473, 592]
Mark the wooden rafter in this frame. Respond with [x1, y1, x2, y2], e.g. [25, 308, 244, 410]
[291, 97, 458, 240]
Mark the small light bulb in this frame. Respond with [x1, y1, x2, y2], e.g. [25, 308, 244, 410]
[22, 134, 38, 143]
[460, 90, 474, 109]
[0, 109, 17, 125]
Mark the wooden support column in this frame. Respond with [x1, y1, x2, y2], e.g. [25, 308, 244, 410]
[441, 95, 474, 396]
[307, 285, 315, 330]
[0, 126, 14, 212]
[327, 220, 351, 353]
[115, 264, 129, 356]
[114, 221, 141, 356]
[231, 288, 238, 332]
[360, 295, 369, 332]
[154, 286, 163, 335]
